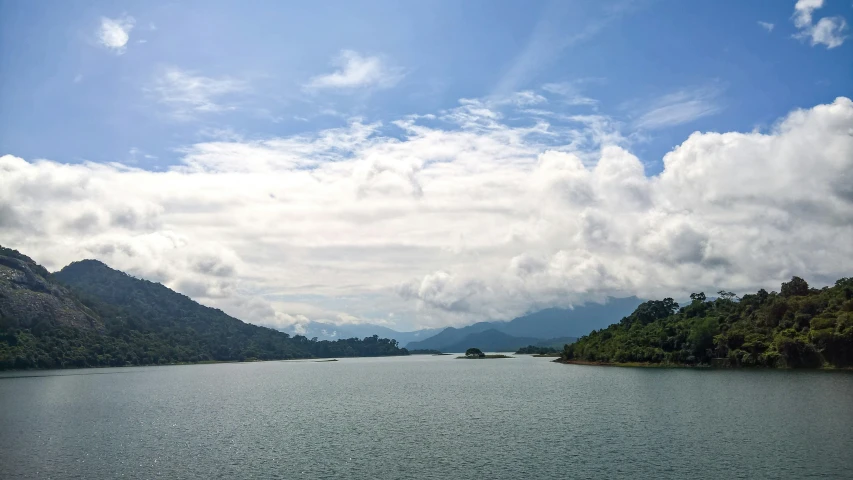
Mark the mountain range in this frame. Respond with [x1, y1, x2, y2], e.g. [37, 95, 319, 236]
[0, 244, 645, 367]
[404, 297, 642, 352]
[0, 246, 407, 369]
[291, 297, 642, 354]
[288, 322, 441, 347]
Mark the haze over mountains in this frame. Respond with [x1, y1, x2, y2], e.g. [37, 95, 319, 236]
[294, 298, 644, 353]
[405, 298, 641, 352]
[289, 322, 442, 348]
[291, 298, 643, 353]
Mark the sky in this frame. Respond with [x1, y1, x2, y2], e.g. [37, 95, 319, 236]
[1, 0, 851, 332]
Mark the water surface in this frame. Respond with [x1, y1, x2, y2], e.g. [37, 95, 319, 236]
[1, 355, 852, 479]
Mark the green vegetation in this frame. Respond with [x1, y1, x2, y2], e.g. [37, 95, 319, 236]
[0, 248, 408, 370]
[515, 345, 559, 354]
[456, 354, 513, 359]
[560, 277, 853, 368]
[408, 349, 444, 355]
[465, 347, 485, 358]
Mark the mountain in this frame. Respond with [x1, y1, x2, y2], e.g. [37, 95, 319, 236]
[0, 247, 101, 332]
[561, 277, 853, 368]
[0, 247, 407, 370]
[403, 322, 496, 351]
[290, 321, 441, 346]
[405, 297, 643, 351]
[439, 329, 546, 353]
[497, 298, 643, 338]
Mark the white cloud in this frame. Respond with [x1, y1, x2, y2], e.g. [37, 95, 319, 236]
[792, 0, 848, 48]
[758, 21, 775, 32]
[149, 67, 247, 120]
[634, 87, 723, 130]
[97, 15, 134, 54]
[305, 50, 405, 91]
[542, 82, 599, 107]
[1, 97, 851, 331]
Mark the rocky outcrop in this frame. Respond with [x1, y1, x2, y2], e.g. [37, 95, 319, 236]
[0, 248, 102, 331]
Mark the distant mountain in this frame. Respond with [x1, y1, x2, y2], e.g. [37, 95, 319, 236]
[405, 297, 642, 351]
[497, 298, 643, 338]
[403, 322, 495, 351]
[0, 246, 407, 370]
[439, 329, 544, 353]
[290, 321, 441, 346]
[411, 328, 577, 353]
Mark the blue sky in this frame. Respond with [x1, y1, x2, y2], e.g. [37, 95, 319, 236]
[2, 0, 849, 173]
[1, 1, 852, 331]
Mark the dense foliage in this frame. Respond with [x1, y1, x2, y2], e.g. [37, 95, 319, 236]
[408, 349, 443, 355]
[515, 345, 559, 354]
[0, 254, 408, 370]
[465, 347, 485, 358]
[561, 277, 853, 368]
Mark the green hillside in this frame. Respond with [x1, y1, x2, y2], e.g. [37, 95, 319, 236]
[561, 277, 853, 368]
[0, 247, 407, 369]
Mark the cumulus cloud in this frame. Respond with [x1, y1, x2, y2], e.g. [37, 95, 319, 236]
[758, 21, 775, 33]
[792, 0, 848, 48]
[305, 50, 405, 91]
[97, 15, 134, 54]
[1, 96, 852, 330]
[149, 67, 247, 119]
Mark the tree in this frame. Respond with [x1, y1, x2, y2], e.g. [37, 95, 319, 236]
[465, 347, 485, 358]
[781, 276, 809, 297]
[690, 292, 706, 303]
[716, 290, 738, 301]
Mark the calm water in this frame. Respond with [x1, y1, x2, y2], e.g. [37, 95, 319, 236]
[1, 355, 852, 479]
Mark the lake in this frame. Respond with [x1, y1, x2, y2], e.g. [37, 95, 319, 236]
[1, 355, 852, 479]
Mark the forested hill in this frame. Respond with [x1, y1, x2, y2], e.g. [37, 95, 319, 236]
[561, 277, 853, 368]
[0, 247, 407, 370]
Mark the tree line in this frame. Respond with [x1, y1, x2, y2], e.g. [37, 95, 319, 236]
[561, 277, 853, 368]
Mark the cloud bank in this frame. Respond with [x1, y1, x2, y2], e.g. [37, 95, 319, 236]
[1, 95, 851, 331]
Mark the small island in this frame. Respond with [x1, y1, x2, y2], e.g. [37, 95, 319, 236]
[515, 345, 560, 356]
[456, 347, 513, 359]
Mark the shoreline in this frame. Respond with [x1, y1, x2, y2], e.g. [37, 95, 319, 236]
[554, 359, 703, 368]
[554, 359, 853, 371]
[0, 353, 412, 374]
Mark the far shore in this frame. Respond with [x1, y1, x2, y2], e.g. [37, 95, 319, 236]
[0, 353, 413, 374]
[554, 359, 853, 370]
[456, 354, 514, 359]
[554, 359, 706, 368]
